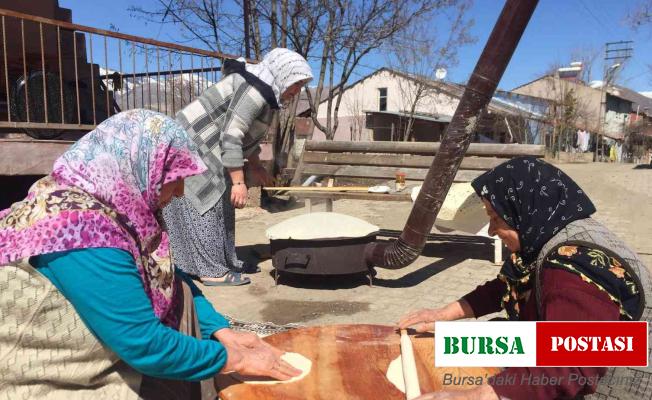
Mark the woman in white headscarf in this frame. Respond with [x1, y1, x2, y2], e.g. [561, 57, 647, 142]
[164, 48, 313, 286]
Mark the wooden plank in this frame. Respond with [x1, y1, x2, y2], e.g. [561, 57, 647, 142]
[290, 149, 307, 186]
[263, 186, 370, 192]
[0, 139, 73, 175]
[303, 152, 504, 170]
[305, 140, 545, 157]
[289, 191, 412, 201]
[301, 164, 483, 182]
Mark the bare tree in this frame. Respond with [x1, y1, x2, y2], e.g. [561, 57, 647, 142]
[627, 1, 652, 83]
[270, 0, 279, 48]
[295, 1, 470, 140]
[540, 75, 593, 156]
[129, 1, 244, 55]
[627, 1, 652, 30]
[386, 1, 474, 141]
[250, 0, 263, 59]
[569, 46, 600, 83]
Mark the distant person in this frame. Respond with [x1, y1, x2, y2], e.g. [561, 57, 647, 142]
[610, 143, 617, 163]
[0, 110, 299, 399]
[164, 48, 313, 286]
[399, 157, 650, 400]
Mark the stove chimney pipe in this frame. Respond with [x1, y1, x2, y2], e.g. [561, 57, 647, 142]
[365, 0, 539, 268]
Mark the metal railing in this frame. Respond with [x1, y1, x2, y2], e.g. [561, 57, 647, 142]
[0, 8, 247, 138]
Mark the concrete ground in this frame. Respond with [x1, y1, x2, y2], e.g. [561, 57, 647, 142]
[199, 162, 652, 328]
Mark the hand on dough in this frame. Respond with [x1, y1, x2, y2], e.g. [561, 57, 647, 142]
[398, 299, 475, 332]
[397, 308, 443, 332]
[215, 328, 284, 356]
[216, 328, 301, 381]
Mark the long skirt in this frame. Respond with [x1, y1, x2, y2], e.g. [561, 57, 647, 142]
[163, 187, 244, 278]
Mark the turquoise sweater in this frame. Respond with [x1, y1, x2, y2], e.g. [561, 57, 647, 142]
[31, 247, 229, 381]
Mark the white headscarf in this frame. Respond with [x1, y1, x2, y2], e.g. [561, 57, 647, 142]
[244, 48, 313, 104]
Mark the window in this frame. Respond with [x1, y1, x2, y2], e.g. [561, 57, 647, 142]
[378, 87, 387, 111]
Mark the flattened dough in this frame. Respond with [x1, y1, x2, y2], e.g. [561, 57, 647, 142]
[387, 355, 405, 393]
[265, 212, 379, 240]
[232, 352, 312, 385]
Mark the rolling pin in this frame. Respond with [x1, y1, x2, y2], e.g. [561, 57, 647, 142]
[400, 329, 421, 400]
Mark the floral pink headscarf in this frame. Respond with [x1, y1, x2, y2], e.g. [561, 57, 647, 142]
[0, 109, 206, 326]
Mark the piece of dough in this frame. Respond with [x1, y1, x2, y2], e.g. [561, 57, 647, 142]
[387, 355, 405, 393]
[265, 212, 379, 240]
[231, 352, 312, 385]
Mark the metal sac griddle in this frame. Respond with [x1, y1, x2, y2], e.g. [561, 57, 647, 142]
[270, 234, 376, 286]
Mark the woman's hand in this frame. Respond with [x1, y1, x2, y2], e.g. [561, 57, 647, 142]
[221, 343, 300, 381]
[227, 168, 248, 208]
[398, 308, 448, 332]
[230, 183, 248, 208]
[398, 299, 475, 332]
[216, 329, 301, 381]
[214, 329, 282, 356]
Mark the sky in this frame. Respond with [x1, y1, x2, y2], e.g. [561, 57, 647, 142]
[59, 0, 652, 93]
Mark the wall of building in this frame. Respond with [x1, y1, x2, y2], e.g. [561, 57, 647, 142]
[512, 76, 602, 132]
[312, 70, 458, 141]
[311, 116, 374, 141]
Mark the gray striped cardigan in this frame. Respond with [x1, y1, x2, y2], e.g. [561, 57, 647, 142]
[176, 71, 277, 215]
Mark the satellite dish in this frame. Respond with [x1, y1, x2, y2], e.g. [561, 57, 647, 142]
[435, 68, 447, 80]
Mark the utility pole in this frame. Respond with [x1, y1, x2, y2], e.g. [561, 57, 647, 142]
[595, 41, 633, 161]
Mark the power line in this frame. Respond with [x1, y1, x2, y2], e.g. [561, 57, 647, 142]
[578, 0, 617, 36]
[574, 1, 649, 86]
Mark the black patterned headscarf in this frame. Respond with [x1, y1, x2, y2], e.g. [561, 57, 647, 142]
[469, 157, 643, 321]
[471, 156, 596, 265]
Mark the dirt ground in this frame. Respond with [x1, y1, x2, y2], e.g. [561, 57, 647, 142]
[200, 162, 652, 329]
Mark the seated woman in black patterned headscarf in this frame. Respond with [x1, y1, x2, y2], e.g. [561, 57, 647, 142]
[399, 156, 650, 400]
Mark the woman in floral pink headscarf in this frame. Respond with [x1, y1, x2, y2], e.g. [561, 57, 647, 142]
[0, 109, 298, 399]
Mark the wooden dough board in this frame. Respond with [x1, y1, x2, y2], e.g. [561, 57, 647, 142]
[216, 324, 500, 400]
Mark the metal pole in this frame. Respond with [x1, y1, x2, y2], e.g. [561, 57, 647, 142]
[145, 44, 151, 109]
[118, 39, 124, 111]
[73, 31, 81, 124]
[200, 56, 204, 91]
[57, 26, 64, 123]
[89, 33, 96, 124]
[366, 0, 540, 269]
[189, 54, 194, 100]
[132, 42, 137, 109]
[169, 50, 175, 115]
[179, 53, 184, 107]
[104, 35, 110, 117]
[156, 46, 161, 112]
[21, 19, 30, 122]
[39, 23, 49, 123]
[2, 16, 11, 122]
